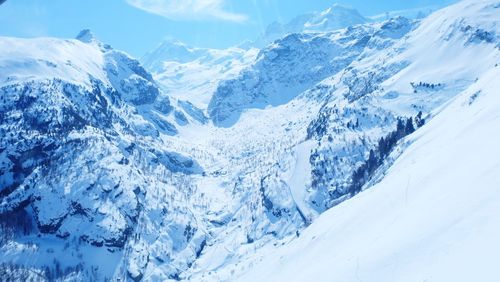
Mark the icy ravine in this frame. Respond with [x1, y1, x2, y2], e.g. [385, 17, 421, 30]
[234, 63, 500, 282]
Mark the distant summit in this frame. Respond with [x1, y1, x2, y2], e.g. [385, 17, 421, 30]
[140, 37, 258, 108]
[255, 4, 368, 46]
[76, 29, 97, 43]
[141, 38, 200, 70]
[75, 29, 111, 50]
[303, 4, 367, 31]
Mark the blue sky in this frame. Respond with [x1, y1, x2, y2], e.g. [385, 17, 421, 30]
[0, 0, 456, 57]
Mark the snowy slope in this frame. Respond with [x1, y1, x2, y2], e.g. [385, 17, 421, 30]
[301, 0, 500, 210]
[185, 0, 500, 280]
[0, 0, 499, 281]
[234, 62, 500, 282]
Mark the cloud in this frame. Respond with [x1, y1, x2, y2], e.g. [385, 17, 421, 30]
[126, 0, 247, 23]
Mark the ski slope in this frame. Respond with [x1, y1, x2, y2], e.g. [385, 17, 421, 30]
[235, 66, 500, 282]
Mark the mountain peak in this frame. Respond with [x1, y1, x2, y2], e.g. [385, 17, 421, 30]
[76, 29, 112, 51]
[166, 37, 186, 44]
[321, 3, 363, 16]
[256, 4, 368, 47]
[141, 38, 203, 71]
[325, 3, 353, 12]
[76, 29, 97, 43]
[310, 3, 367, 25]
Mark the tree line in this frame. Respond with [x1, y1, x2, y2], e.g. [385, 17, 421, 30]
[349, 111, 425, 195]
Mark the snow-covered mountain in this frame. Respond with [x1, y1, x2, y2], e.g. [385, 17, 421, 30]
[235, 63, 500, 282]
[142, 39, 258, 110]
[1, 0, 499, 281]
[209, 16, 414, 127]
[194, 0, 499, 279]
[140, 4, 367, 112]
[0, 30, 207, 280]
[255, 4, 369, 47]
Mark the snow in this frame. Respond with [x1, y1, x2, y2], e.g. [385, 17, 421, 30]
[1, 0, 500, 280]
[255, 4, 369, 47]
[0, 29, 210, 280]
[142, 40, 258, 109]
[0, 37, 107, 87]
[208, 21, 412, 127]
[285, 140, 318, 222]
[235, 60, 500, 282]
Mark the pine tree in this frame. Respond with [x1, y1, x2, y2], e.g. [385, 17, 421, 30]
[396, 118, 405, 139]
[405, 117, 415, 134]
[415, 111, 425, 127]
[378, 137, 387, 157]
[367, 149, 378, 173]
